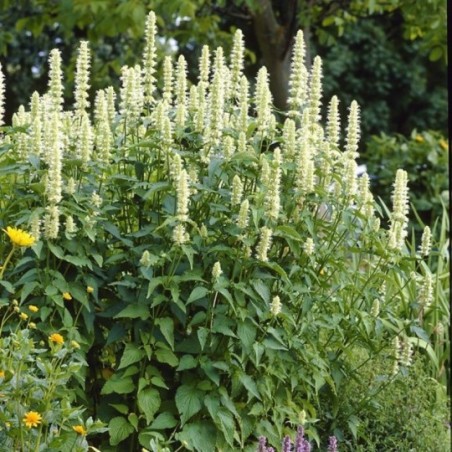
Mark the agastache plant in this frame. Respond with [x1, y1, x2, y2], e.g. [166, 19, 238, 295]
[0, 10, 438, 450]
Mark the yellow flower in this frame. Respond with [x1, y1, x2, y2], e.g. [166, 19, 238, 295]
[23, 411, 42, 428]
[415, 134, 424, 143]
[0, 370, 5, 378]
[49, 333, 64, 345]
[3, 226, 36, 247]
[73, 425, 87, 436]
[28, 305, 39, 313]
[62, 292, 72, 301]
[86, 286, 94, 294]
[19, 312, 28, 321]
[439, 138, 448, 150]
[29, 322, 37, 329]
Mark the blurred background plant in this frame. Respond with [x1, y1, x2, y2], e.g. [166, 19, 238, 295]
[364, 130, 449, 231]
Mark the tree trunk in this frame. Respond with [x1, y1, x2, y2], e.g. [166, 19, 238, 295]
[251, 0, 298, 110]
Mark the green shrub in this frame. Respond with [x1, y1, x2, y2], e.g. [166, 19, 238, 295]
[0, 12, 448, 451]
[321, 351, 450, 451]
[364, 129, 449, 230]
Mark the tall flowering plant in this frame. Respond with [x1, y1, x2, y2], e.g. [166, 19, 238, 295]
[0, 11, 445, 450]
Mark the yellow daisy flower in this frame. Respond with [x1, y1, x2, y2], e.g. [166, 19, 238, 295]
[23, 411, 42, 428]
[62, 292, 72, 301]
[73, 425, 87, 436]
[19, 312, 28, 321]
[3, 227, 36, 247]
[49, 333, 64, 345]
[28, 305, 39, 313]
[86, 286, 94, 294]
[0, 370, 5, 378]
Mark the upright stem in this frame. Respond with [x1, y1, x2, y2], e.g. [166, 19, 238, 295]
[0, 246, 16, 279]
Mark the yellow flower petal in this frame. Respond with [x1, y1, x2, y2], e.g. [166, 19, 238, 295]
[49, 333, 64, 345]
[23, 411, 42, 428]
[3, 226, 36, 247]
[73, 425, 87, 436]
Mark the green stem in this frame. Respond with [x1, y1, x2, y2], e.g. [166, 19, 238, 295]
[0, 245, 16, 279]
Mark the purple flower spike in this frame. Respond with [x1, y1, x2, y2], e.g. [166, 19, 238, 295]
[295, 426, 305, 452]
[303, 439, 311, 452]
[282, 435, 292, 452]
[327, 435, 338, 452]
[258, 436, 268, 452]
[267, 448, 275, 452]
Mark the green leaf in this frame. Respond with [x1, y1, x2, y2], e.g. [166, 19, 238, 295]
[138, 388, 161, 424]
[101, 376, 135, 395]
[109, 403, 129, 415]
[177, 354, 198, 371]
[48, 242, 64, 259]
[238, 373, 261, 400]
[62, 254, 92, 268]
[0, 280, 14, 293]
[20, 281, 39, 302]
[177, 421, 217, 451]
[118, 343, 145, 370]
[187, 286, 209, 304]
[114, 304, 150, 320]
[176, 384, 204, 425]
[237, 320, 257, 350]
[429, 46, 443, 61]
[216, 408, 235, 447]
[274, 225, 302, 241]
[150, 412, 178, 430]
[197, 327, 208, 351]
[155, 347, 179, 367]
[155, 317, 174, 350]
[109, 416, 135, 446]
[204, 394, 220, 421]
[251, 280, 270, 303]
[128, 412, 139, 430]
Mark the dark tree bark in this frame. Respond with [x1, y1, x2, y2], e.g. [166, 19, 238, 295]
[251, 0, 298, 110]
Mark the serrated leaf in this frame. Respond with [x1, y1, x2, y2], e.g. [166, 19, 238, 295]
[150, 412, 178, 430]
[204, 394, 220, 421]
[177, 354, 198, 371]
[251, 280, 269, 303]
[101, 376, 135, 395]
[138, 388, 161, 424]
[237, 320, 257, 350]
[175, 384, 203, 425]
[177, 421, 217, 451]
[114, 304, 149, 320]
[109, 416, 134, 446]
[197, 327, 208, 351]
[155, 317, 174, 350]
[238, 373, 261, 400]
[275, 225, 302, 241]
[216, 408, 235, 446]
[187, 286, 209, 304]
[118, 343, 145, 370]
[155, 347, 179, 367]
